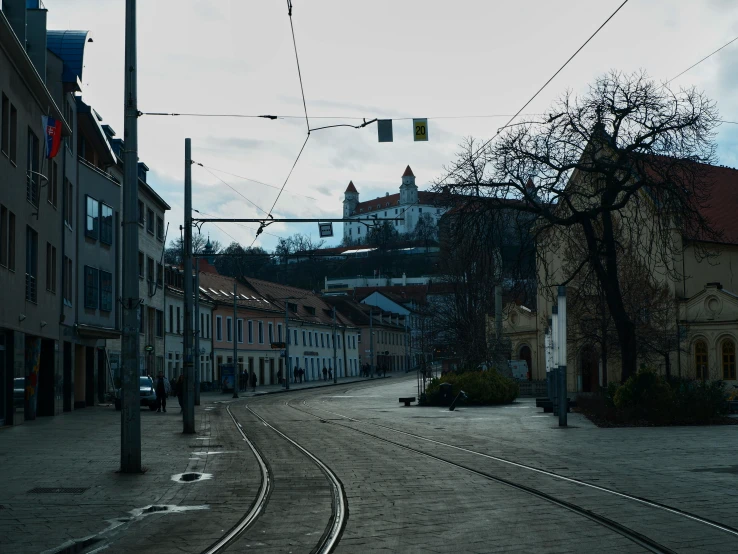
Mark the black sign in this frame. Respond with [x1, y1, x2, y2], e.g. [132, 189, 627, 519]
[318, 222, 333, 238]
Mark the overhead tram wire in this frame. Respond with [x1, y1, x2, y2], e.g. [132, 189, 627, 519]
[666, 34, 738, 84]
[193, 163, 271, 216]
[193, 209, 284, 240]
[195, 163, 317, 201]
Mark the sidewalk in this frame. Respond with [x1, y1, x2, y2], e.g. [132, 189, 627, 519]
[0, 374, 383, 554]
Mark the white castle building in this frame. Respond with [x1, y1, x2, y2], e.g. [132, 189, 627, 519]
[342, 166, 446, 242]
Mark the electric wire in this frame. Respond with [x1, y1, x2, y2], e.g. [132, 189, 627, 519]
[287, 0, 309, 132]
[194, 163, 270, 216]
[195, 163, 317, 201]
[194, 209, 284, 239]
[667, 34, 738, 84]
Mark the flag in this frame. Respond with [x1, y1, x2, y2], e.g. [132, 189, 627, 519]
[42, 116, 62, 159]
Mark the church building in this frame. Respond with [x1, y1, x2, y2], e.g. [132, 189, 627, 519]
[342, 166, 446, 242]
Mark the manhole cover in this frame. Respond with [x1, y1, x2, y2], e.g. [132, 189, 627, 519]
[28, 487, 88, 494]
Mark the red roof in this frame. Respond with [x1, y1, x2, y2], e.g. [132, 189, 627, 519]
[345, 181, 358, 193]
[354, 191, 439, 214]
[402, 165, 414, 177]
[195, 257, 218, 274]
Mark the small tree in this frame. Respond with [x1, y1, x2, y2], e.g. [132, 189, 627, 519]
[413, 213, 438, 251]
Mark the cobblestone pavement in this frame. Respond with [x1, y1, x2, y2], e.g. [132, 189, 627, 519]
[2, 373, 737, 553]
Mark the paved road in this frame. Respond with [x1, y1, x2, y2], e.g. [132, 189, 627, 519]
[2, 374, 737, 553]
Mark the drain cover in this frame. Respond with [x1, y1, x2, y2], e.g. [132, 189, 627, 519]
[28, 487, 88, 494]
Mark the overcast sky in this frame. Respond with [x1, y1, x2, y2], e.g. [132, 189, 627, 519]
[45, 0, 738, 251]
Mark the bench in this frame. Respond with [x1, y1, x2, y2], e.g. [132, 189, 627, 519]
[399, 397, 416, 407]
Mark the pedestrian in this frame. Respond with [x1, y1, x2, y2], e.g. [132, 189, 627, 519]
[176, 374, 184, 413]
[328, 367, 333, 380]
[250, 371, 257, 392]
[299, 368, 304, 383]
[277, 368, 283, 386]
[155, 372, 167, 412]
[322, 366, 328, 381]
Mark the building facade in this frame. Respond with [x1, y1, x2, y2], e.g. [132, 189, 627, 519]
[342, 166, 446, 242]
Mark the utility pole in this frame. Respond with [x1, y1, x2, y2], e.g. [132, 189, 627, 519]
[120, 0, 141, 473]
[332, 307, 337, 383]
[194, 268, 200, 406]
[233, 282, 238, 398]
[183, 138, 195, 434]
[369, 308, 374, 378]
[558, 286, 568, 427]
[284, 301, 290, 390]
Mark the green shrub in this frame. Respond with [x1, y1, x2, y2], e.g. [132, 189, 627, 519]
[423, 370, 518, 406]
[669, 378, 728, 423]
[613, 367, 674, 423]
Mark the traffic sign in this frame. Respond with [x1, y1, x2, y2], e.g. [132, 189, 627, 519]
[318, 222, 333, 238]
[413, 118, 428, 142]
[377, 119, 393, 142]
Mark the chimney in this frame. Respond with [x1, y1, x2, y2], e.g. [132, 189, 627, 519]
[25, 1, 47, 81]
[4, 0, 27, 47]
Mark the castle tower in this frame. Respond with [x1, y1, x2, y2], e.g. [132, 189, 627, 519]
[343, 181, 359, 217]
[399, 165, 418, 205]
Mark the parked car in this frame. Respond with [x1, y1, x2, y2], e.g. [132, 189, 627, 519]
[115, 376, 157, 411]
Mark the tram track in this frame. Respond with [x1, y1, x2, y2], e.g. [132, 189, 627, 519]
[287, 397, 735, 553]
[204, 400, 346, 554]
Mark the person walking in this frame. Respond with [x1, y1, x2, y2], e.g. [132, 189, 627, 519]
[250, 371, 257, 392]
[322, 366, 328, 381]
[277, 368, 283, 386]
[328, 367, 333, 380]
[299, 368, 304, 383]
[155, 372, 167, 412]
[176, 374, 184, 413]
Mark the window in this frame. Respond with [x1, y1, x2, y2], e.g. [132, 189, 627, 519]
[226, 317, 233, 342]
[138, 251, 144, 278]
[147, 256, 154, 282]
[45, 243, 56, 293]
[169, 305, 174, 333]
[137, 200, 145, 226]
[237, 319, 244, 343]
[0, 94, 8, 157]
[100, 270, 113, 312]
[156, 216, 164, 241]
[294, 329, 298, 346]
[321, 333, 325, 348]
[63, 256, 72, 304]
[278, 324, 282, 343]
[139, 304, 145, 333]
[309, 332, 313, 347]
[156, 262, 163, 286]
[248, 320, 254, 343]
[258, 321, 264, 343]
[64, 179, 73, 226]
[337, 335, 341, 349]
[722, 340, 736, 380]
[84, 266, 99, 309]
[48, 160, 58, 208]
[26, 129, 40, 206]
[419, 208, 423, 213]
[85, 196, 99, 239]
[146, 208, 154, 234]
[25, 226, 38, 302]
[302, 330, 306, 345]
[156, 310, 164, 337]
[207, 314, 211, 338]
[0, 205, 7, 267]
[177, 307, 181, 334]
[200, 313, 204, 337]
[216, 315, 223, 340]
[268, 322, 274, 343]
[695, 340, 708, 380]
[100, 204, 113, 244]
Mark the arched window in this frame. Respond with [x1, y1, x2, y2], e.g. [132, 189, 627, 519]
[722, 340, 736, 380]
[694, 340, 708, 380]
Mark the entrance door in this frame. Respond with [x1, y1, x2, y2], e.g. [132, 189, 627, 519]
[259, 358, 265, 386]
[269, 359, 275, 385]
[37, 339, 55, 416]
[63, 342, 72, 412]
[519, 345, 533, 380]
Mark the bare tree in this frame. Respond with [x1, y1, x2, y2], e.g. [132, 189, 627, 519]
[437, 71, 721, 382]
[413, 213, 438, 251]
[164, 234, 221, 266]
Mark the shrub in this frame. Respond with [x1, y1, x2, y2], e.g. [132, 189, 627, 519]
[613, 367, 674, 423]
[423, 370, 518, 406]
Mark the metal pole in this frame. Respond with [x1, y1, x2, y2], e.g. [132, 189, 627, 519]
[285, 301, 290, 390]
[233, 282, 238, 398]
[332, 307, 337, 383]
[495, 284, 502, 364]
[194, 268, 200, 406]
[558, 286, 568, 427]
[120, 0, 141, 473]
[182, 138, 195, 433]
[551, 305, 559, 415]
[369, 308, 374, 378]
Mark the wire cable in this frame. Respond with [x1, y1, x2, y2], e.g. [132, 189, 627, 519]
[194, 163, 271, 216]
[195, 163, 317, 201]
[194, 209, 284, 240]
[667, 34, 738, 84]
[287, 0, 310, 132]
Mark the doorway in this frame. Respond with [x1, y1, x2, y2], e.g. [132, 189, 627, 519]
[259, 358, 265, 386]
[63, 342, 72, 412]
[37, 339, 55, 416]
[519, 345, 533, 380]
[269, 359, 275, 385]
[97, 349, 107, 403]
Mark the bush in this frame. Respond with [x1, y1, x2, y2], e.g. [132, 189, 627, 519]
[423, 370, 519, 406]
[578, 367, 728, 425]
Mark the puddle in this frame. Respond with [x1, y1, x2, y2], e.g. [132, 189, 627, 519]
[171, 472, 213, 483]
[129, 504, 209, 517]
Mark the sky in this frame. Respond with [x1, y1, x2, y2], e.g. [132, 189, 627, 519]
[44, 0, 738, 252]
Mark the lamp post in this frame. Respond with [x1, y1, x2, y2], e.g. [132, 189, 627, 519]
[557, 286, 568, 427]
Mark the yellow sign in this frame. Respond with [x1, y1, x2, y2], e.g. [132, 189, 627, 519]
[413, 118, 428, 142]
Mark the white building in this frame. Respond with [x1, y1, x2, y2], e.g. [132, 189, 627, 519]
[342, 166, 447, 242]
